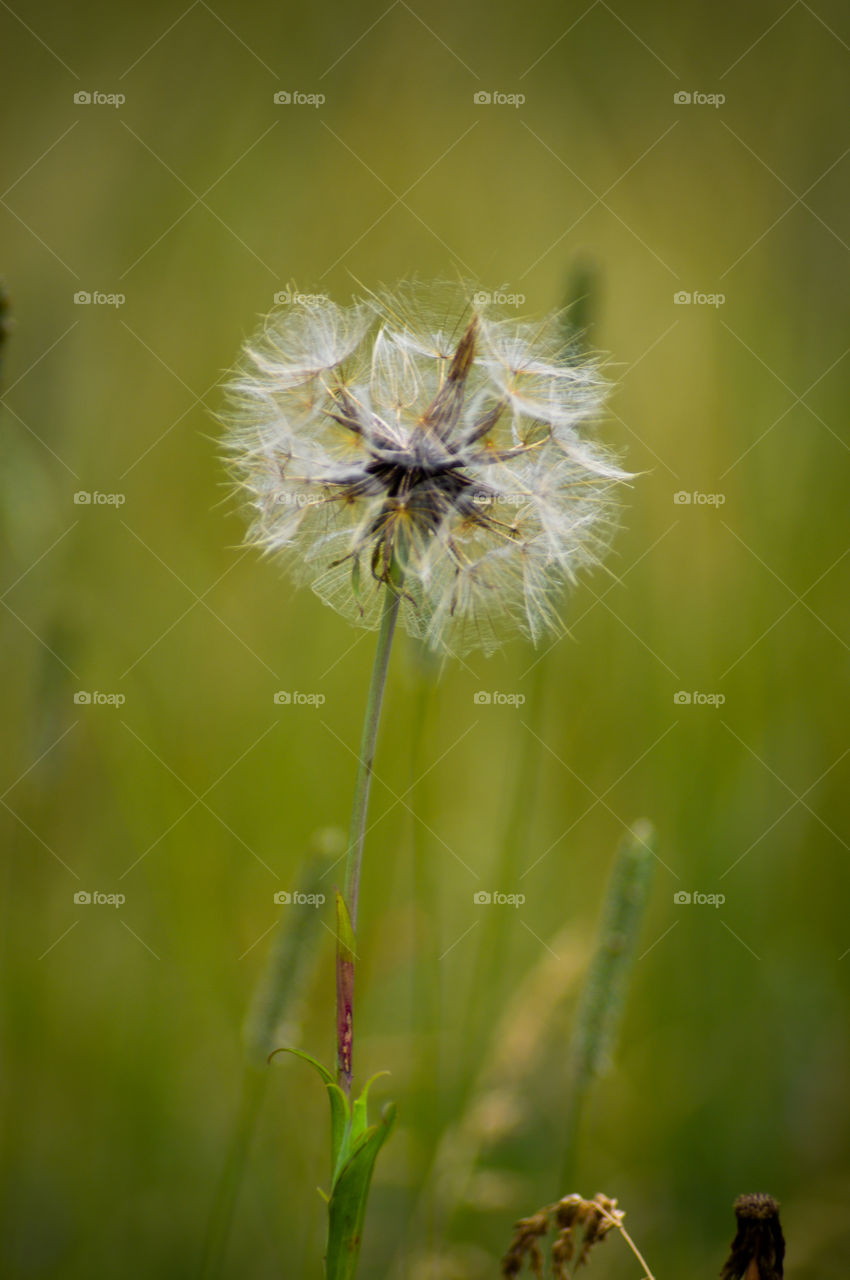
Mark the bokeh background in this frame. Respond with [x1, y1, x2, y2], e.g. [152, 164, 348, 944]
[2, 0, 849, 1276]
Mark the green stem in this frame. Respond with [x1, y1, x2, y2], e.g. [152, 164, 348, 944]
[343, 579, 403, 925]
[406, 655, 441, 1232]
[337, 577, 403, 1089]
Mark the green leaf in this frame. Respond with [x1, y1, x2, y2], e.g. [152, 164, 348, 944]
[270, 1048, 351, 1174]
[330, 1070, 390, 1187]
[269, 1021, 397, 1278]
[272, 1046, 335, 1086]
[325, 1102, 396, 1280]
[349, 1071, 389, 1148]
[326, 1082, 352, 1176]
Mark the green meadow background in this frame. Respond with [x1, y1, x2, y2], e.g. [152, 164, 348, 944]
[2, 0, 849, 1276]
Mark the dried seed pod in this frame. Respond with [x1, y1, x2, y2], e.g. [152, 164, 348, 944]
[720, 1193, 785, 1280]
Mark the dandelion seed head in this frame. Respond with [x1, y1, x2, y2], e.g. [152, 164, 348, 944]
[222, 283, 631, 654]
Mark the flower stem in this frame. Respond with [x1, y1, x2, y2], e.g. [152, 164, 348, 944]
[337, 576, 403, 1089]
[595, 1203, 657, 1280]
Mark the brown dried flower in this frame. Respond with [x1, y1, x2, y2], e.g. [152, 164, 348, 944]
[720, 1193, 785, 1280]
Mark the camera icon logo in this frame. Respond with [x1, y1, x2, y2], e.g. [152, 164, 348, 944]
[273, 891, 292, 905]
[274, 290, 291, 304]
[273, 691, 292, 704]
[673, 491, 692, 505]
[74, 291, 92, 305]
[673, 891, 692, 904]
[673, 291, 691, 305]
[473, 290, 491, 306]
[74, 91, 92, 104]
[73, 690, 92, 704]
[74, 890, 92, 904]
[473, 691, 492, 704]
[273, 91, 292, 104]
[673, 691, 692, 705]
[73, 491, 92, 505]
[673, 91, 691, 105]
[473, 891, 492, 904]
[473, 91, 492, 104]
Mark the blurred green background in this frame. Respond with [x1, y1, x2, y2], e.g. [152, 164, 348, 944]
[2, 0, 849, 1276]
